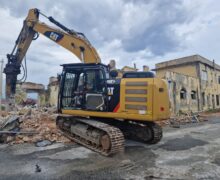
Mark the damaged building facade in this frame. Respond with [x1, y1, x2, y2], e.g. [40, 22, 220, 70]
[154, 55, 220, 114]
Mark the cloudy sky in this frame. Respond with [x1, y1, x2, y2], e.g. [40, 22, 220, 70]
[0, 0, 220, 86]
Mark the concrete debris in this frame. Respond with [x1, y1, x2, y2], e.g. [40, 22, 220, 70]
[0, 111, 9, 117]
[21, 98, 37, 106]
[0, 115, 20, 130]
[0, 115, 20, 142]
[0, 106, 71, 144]
[19, 108, 32, 116]
[35, 140, 52, 147]
[157, 112, 206, 127]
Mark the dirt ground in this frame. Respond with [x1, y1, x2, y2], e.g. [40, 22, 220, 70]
[0, 115, 220, 179]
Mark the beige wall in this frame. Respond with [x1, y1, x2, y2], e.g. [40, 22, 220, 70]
[156, 62, 220, 114]
[164, 71, 200, 114]
[199, 63, 220, 110]
[156, 64, 198, 79]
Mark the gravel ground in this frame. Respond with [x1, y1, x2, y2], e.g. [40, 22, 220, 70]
[0, 117, 220, 180]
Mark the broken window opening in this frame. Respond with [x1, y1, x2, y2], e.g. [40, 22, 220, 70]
[180, 88, 187, 100]
[216, 95, 220, 106]
[191, 90, 197, 100]
[202, 92, 205, 106]
[27, 92, 38, 100]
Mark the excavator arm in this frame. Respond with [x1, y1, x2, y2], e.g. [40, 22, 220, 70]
[4, 8, 101, 98]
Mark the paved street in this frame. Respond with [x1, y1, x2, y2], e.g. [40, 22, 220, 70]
[0, 118, 220, 179]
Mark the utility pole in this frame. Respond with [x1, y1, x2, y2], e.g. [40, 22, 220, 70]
[0, 59, 3, 115]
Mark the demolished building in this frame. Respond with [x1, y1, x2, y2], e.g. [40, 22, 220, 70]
[15, 82, 45, 106]
[153, 54, 220, 114]
[14, 78, 60, 107]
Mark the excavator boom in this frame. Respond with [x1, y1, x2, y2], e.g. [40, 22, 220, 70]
[4, 8, 101, 98]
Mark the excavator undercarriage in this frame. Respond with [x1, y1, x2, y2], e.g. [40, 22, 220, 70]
[56, 115, 162, 156]
[56, 116, 125, 156]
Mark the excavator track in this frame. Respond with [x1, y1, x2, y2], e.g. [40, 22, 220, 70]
[147, 122, 163, 144]
[118, 121, 163, 144]
[94, 118, 163, 145]
[56, 115, 124, 156]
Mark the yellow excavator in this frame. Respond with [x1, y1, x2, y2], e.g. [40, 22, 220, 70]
[4, 9, 170, 156]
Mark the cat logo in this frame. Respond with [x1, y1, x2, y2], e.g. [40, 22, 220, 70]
[44, 31, 64, 42]
[50, 32, 59, 41]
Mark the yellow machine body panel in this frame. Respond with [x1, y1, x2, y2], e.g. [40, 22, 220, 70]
[62, 78, 170, 122]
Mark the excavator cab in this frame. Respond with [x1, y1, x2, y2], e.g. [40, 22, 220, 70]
[58, 63, 109, 112]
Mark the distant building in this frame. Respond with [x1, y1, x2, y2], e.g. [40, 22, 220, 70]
[121, 66, 138, 72]
[117, 65, 138, 78]
[153, 54, 220, 114]
[108, 60, 141, 78]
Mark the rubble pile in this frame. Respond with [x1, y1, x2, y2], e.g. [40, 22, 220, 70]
[0, 111, 9, 117]
[157, 112, 208, 127]
[0, 107, 71, 144]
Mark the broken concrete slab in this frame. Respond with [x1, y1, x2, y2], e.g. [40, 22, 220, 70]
[0, 116, 20, 136]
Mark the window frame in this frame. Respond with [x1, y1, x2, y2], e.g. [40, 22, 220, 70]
[191, 90, 197, 100]
[180, 88, 187, 100]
